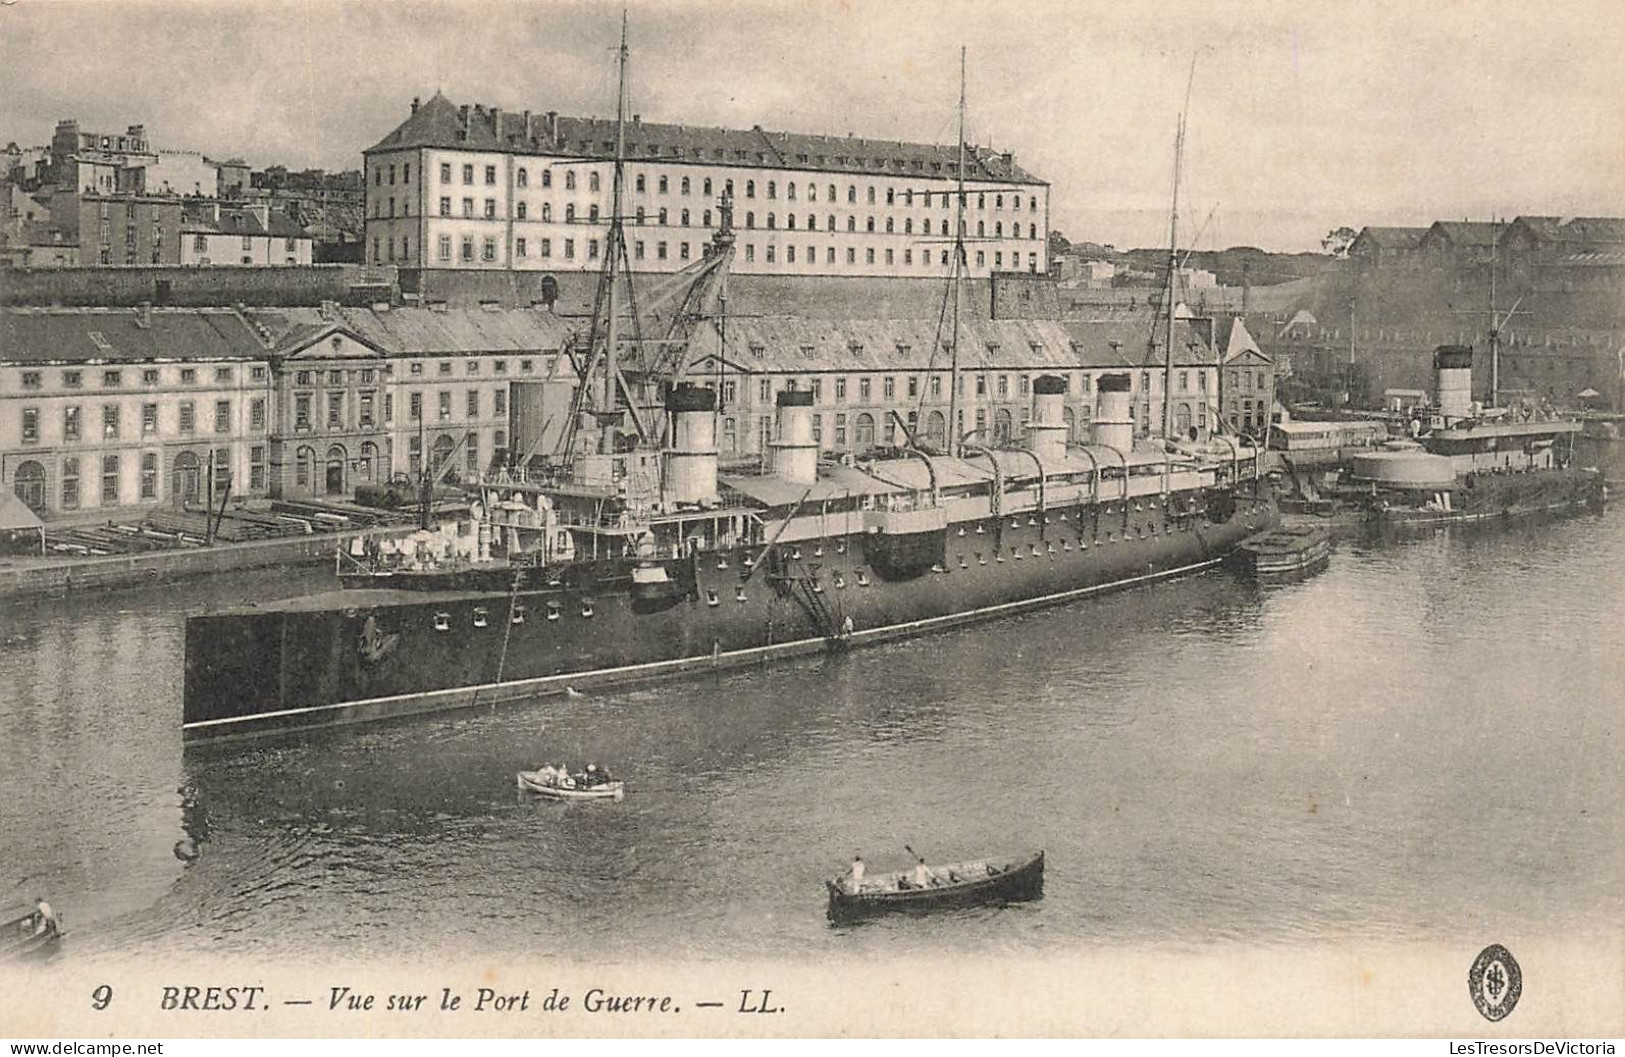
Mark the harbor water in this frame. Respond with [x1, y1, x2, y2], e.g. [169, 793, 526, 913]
[1, 510, 1621, 963]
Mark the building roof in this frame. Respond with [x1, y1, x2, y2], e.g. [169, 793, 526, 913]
[1426, 220, 1501, 247]
[1217, 316, 1269, 365]
[367, 92, 1046, 186]
[1352, 226, 1428, 250]
[695, 316, 1213, 375]
[0, 307, 267, 364]
[244, 305, 575, 357]
[181, 205, 308, 239]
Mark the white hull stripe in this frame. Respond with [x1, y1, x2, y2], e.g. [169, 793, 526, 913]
[185, 556, 1222, 732]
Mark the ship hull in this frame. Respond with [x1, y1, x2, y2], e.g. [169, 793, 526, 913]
[184, 492, 1275, 741]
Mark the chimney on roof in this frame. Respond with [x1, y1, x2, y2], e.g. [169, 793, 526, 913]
[411, 96, 421, 114]
[1002, 150, 1014, 168]
[492, 107, 502, 139]
[546, 111, 559, 142]
[522, 109, 532, 139]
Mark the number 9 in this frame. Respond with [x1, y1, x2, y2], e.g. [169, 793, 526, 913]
[91, 984, 113, 1010]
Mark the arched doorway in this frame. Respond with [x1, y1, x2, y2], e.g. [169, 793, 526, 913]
[924, 410, 946, 448]
[1062, 405, 1077, 443]
[325, 445, 348, 496]
[172, 452, 201, 504]
[853, 412, 875, 449]
[12, 460, 46, 514]
[1175, 402, 1192, 436]
[993, 408, 1013, 446]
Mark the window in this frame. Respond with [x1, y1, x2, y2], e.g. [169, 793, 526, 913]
[63, 405, 81, 441]
[541, 238, 551, 258]
[140, 452, 158, 499]
[21, 407, 39, 444]
[517, 168, 528, 188]
[249, 397, 265, 431]
[441, 162, 452, 182]
[541, 169, 552, 188]
[680, 242, 690, 260]
[590, 172, 601, 192]
[409, 392, 423, 421]
[438, 391, 452, 419]
[63, 370, 82, 389]
[484, 198, 496, 218]
[61, 457, 80, 510]
[21, 371, 41, 390]
[494, 388, 506, 414]
[565, 171, 576, 191]
[101, 454, 119, 503]
[589, 238, 600, 259]
[467, 390, 480, 418]
[438, 234, 452, 261]
[461, 237, 474, 261]
[516, 237, 527, 258]
[462, 197, 474, 217]
[565, 238, 575, 259]
[484, 165, 497, 185]
[482, 237, 497, 262]
[658, 242, 668, 260]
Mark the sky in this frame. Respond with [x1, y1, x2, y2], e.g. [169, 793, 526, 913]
[2, 0, 1623, 253]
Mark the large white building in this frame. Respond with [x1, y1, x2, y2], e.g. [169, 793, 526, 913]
[363, 94, 1050, 281]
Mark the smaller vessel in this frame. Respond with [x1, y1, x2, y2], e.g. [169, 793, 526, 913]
[1231, 525, 1332, 580]
[2, 901, 63, 961]
[516, 767, 625, 801]
[825, 851, 1044, 924]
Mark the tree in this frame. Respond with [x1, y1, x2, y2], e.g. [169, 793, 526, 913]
[1321, 226, 1358, 258]
[1048, 230, 1072, 258]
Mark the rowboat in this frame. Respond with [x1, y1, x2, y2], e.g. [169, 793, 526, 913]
[1229, 525, 1332, 580]
[516, 769, 624, 800]
[825, 851, 1044, 924]
[2, 903, 63, 961]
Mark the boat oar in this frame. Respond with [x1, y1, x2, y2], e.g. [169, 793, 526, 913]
[902, 844, 938, 885]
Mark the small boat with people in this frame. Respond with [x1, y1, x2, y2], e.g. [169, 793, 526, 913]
[516, 763, 624, 801]
[3, 899, 63, 961]
[826, 849, 1044, 924]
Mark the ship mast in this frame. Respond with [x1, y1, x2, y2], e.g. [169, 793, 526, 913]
[600, 12, 631, 454]
[946, 46, 968, 459]
[1162, 58, 1195, 443]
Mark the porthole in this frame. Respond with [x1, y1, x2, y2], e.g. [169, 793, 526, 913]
[433, 613, 451, 632]
[473, 607, 489, 628]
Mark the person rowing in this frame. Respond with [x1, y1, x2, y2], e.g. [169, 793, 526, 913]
[845, 855, 865, 894]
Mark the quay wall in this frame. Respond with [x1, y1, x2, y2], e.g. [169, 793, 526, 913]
[0, 265, 400, 307]
[0, 526, 406, 600]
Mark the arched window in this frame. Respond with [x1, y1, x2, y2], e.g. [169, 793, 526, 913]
[866, 186, 875, 204]
[565, 203, 575, 221]
[681, 176, 691, 195]
[994, 221, 1002, 237]
[746, 211, 755, 229]
[1029, 223, 1037, 239]
[517, 168, 529, 187]
[807, 214, 816, 230]
[828, 184, 836, 202]
[767, 180, 777, 199]
[828, 214, 836, 232]
[866, 216, 875, 232]
[766, 213, 776, 229]
[635, 206, 645, 224]
[1062, 405, 1077, 443]
[1175, 403, 1192, 435]
[703, 177, 712, 195]
[635, 173, 646, 193]
[904, 218, 912, 234]
[847, 185, 856, 203]
[589, 204, 600, 222]
[681, 209, 690, 226]
[977, 193, 986, 209]
[977, 221, 985, 237]
[993, 408, 1013, 445]
[1013, 195, 1021, 211]
[703, 209, 711, 227]
[809, 184, 818, 202]
[847, 216, 855, 232]
[430, 435, 456, 477]
[923, 218, 932, 235]
[787, 183, 796, 201]
[925, 410, 946, 447]
[746, 180, 756, 198]
[885, 217, 894, 233]
[12, 460, 46, 514]
[854, 412, 875, 448]
[541, 170, 552, 188]
[995, 194, 1002, 208]
[516, 201, 528, 219]
[658, 207, 668, 224]
[565, 171, 576, 191]
[786, 214, 795, 230]
[588, 172, 600, 192]
[541, 203, 552, 222]
[1029, 196, 1037, 210]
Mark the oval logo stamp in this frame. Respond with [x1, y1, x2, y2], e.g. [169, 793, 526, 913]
[1469, 943, 1522, 1022]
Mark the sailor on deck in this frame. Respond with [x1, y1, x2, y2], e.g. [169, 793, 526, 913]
[913, 858, 932, 888]
[846, 855, 865, 894]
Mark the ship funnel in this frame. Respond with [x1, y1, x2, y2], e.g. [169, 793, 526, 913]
[1027, 374, 1068, 461]
[1092, 372, 1134, 456]
[1433, 344, 1473, 425]
[663, 384, 718, 507]
[771, 390, 818, 485]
